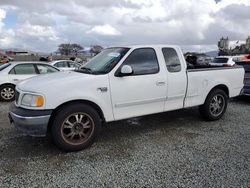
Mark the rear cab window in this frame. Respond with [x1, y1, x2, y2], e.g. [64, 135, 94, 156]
[162, 48, 181, 72]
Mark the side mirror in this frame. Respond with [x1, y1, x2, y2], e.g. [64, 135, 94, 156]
[117, 65, 133, 77]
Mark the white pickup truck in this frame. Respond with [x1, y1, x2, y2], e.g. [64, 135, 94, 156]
[9, 45, 244, 151]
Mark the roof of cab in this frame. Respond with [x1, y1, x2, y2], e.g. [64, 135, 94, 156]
[108, 44, 180, 49]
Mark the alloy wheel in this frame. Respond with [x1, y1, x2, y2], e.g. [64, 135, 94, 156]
[60, 112, 95, 145]
[209, 94, 225, 117]
[0, 87, 15, 100]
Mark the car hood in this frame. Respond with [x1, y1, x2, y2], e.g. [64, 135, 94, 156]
[17, 71, 97, 93]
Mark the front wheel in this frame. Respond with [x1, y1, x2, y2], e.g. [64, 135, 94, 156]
[199, 89, 228, 121]
[0, 84, 15, 102]
[51, 104, 101, 152]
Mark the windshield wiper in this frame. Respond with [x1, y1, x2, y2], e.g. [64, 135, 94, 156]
[75, 67, 93, 74]
[81, 67, 93, 73]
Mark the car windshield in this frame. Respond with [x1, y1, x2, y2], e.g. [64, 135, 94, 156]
[0, 63, 11, 71]
[213, 58, 229, 63]
[77, 47, 130, 74]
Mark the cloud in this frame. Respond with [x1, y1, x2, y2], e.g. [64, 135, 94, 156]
[87, 24, 121, 36]
[0, 0, 250, 52]
[0, 8, 6, 30]
[0, 8, 15, 47]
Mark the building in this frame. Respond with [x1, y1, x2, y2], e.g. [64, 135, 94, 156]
[218, 36, 250, 55]
[246, 36, 250, 49]
[218, 37, 229, 50]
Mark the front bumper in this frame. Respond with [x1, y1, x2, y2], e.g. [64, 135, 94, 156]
[9, 103, 52, 137]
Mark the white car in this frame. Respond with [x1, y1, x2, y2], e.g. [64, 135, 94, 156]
[9, 45, 244, 151]
[209, 56, 244, 67]
[0, 62, 59, 101]
[50, 60, 81, 71]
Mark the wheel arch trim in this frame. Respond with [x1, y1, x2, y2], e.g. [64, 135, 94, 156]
[47, 99, 105, 131]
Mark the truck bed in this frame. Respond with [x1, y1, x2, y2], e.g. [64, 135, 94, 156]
[185, 66, 245, 107]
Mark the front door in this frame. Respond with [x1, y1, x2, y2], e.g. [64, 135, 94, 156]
[110, 48, 167, 120]
[8, 63, 37, 84]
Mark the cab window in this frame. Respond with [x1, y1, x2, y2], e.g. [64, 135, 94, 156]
[162, 48, 181, 72]
[119, 48, 159, 75]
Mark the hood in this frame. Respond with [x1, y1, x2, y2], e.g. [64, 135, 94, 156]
[17, 71, 95, 93]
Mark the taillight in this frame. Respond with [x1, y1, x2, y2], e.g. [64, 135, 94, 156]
[223, 64, 232, 67]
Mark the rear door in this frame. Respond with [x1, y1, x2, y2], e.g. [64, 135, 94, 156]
[35, 64, 59, 74]
[161, 47, 187, 111]
[8, 64, 37, 84]
[109, 48, 167, 120]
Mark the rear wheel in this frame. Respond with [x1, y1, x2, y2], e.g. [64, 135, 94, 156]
[51, 104, 101, 152]
[199, 89, 228, 121]
[0, 84, 15, 102]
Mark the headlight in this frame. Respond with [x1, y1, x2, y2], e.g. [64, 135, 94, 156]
[21, 94, 44, 107]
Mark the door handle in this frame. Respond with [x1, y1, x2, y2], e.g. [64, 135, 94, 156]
[156, 81, 166, 86]
[13, 79, 19, 81]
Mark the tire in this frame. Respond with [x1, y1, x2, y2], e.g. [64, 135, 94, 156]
[199, 89, 228, 121]
[51, 103, 101, 152]
[0, 84, 15, 102]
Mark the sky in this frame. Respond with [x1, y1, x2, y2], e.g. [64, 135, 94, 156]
[0, 0, 250, 52]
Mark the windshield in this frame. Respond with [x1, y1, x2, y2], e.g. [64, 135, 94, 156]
[0, 63, 11, 71]
[213, 58, 229, 63]
[78, 47, 130, 74]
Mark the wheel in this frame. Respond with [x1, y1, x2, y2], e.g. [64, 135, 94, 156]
[0, 84, 15, 102]
[51, 103, 101, 152]
[199, 89, 228, 121]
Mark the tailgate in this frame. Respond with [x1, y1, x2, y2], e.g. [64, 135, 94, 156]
[236, 61, 250, 94]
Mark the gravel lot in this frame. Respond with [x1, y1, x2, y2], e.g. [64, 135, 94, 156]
[0, 97, 249, 187]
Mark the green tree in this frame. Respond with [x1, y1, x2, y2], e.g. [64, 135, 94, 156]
[90, 45, 104, 55]
[58, 43, 84, 56]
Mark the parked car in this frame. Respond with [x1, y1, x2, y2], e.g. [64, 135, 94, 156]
[9, 45, 244, 151]
[0, 62, 59, 101]
[50, 60, 81, 71]
[0, 55, 14, 64]
[209, 56, 236, 67]
[209, 55, 247, 67]
[235, 59, 250, 96]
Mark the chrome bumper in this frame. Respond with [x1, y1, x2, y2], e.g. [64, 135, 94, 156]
[9, 103, 52, 137]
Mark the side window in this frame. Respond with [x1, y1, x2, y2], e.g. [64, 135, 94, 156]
[69, 62, 77, 68]
[36, 64, 59, 74]
[9, 64, 36, 75]
[121, 48, 159, 75]
[55, 61, 67, 68]
[162, 48, 181, 72]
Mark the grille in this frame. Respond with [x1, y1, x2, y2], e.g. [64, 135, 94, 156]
[15, 90, 20, 103]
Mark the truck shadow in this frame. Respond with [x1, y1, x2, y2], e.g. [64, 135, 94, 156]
[0, 107, 201, 160]
[231, 96, 250, 104]
[2, 95, 249, 162]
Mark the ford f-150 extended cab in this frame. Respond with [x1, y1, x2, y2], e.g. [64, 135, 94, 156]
[9, 45, 245, 151]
